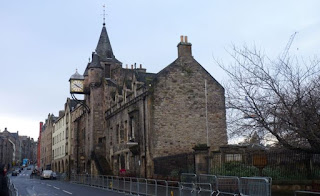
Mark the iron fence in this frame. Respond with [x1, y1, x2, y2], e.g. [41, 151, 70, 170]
[210, 151, 320, 181]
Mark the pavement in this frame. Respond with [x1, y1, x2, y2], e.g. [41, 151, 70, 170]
[9, 167, 124, 196]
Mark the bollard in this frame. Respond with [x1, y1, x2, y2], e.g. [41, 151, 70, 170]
[171, 190, 174, 196]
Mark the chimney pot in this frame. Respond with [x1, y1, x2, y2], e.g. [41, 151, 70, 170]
[180, 35, 184, 42]
[177, 35, 192, 57]
[131, 64, 133, 69]
[134, 63, 136, 69]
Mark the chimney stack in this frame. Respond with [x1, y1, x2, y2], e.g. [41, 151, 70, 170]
[177, 35, 192, 57]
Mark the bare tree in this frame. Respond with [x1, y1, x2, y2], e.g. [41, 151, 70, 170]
[217, 45, 320, 153]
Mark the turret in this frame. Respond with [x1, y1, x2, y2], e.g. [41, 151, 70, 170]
[88, 52, 103, 86]
[83, 63, 90, 94]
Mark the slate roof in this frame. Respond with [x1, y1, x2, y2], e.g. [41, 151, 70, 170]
[135, 72, 156, 85]
[70, 69, 84, 80]
[96, 25, 121, 64]
[88, 53, 103, 69]
[68, 99, 78, 111]
[83, 63, 90, 77]
[121, 68, 156, 85]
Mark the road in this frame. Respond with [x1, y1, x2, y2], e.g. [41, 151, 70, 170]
[9, 167, 124, 196]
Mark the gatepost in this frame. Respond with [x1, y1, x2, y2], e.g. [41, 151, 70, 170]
[193, 144, 210, 175]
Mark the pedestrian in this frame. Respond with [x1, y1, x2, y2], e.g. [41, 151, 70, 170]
[119, 168, 126, 176]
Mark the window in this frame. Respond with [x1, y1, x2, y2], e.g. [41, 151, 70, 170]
[124, 121, 128, 142]
[119, 154, 125, 170]
[110, 127, 113, 145]
[105, 64, 111, 78]
[126, 153, 130, 170]
[225, 154, 242, 162]
[98, 137, 106, 144]
[120, 123, 124, 143]
[116, 124, 119, 144]
[129, 117, 135, 141]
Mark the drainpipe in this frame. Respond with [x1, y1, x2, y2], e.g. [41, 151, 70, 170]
[143, 88, 147, 178]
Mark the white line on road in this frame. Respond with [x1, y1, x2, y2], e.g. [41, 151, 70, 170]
[53, 186, 60, 190]
[63, 190, 73, 195]
[46, 184, 52, 186]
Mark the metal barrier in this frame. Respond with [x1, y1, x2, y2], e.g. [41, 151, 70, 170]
[180, 173, 197, 196]
[198, 174, 217, 196]
[216, 175, 240, 196]
[295, 191, 320, 195]
[70, 173, 272, 196]
[7, 177, 19, 196]
[239, 177, 271, 196]
[168, 180, 181, 196]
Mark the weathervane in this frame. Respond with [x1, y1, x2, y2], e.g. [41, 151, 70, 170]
[102, 4, 106, 25]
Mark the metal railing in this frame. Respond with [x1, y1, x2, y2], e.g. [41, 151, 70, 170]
[240, 177, 272, 196]
[295, 191, 320, 195]
[70, 173, 272, 196]
[7, 177, 19, 196]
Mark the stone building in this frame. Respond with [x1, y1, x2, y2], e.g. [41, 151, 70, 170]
[40, 114, 57, 170]
[32, 141, 37, 165]
[70, 22, 227, 177]
[0, 136, 14, 169]
[52, 110, 66, 172]
[0, 128, 21, 166]
[20, 136, 36, 163]
[52, 98, 77, 175]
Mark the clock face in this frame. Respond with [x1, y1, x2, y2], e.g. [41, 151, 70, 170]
[70, 80, 84, 93]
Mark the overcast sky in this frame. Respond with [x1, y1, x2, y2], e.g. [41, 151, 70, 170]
[1, 0, 319, 141]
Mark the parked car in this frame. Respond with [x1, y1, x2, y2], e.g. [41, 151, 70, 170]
[41, 170, 53, 180]
[12, 170, 19, 176]
[51, 172, 57, 180]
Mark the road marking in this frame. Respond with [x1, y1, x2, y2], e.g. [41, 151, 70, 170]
[62, 190, 73, 195]
[46, 184, 52, 186]
[53, 186, 60, 190]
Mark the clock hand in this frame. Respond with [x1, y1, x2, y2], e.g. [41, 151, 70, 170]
[74, 84, 83, 89]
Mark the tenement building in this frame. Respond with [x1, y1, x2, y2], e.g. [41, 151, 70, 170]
[0, 135, 13, 169]
[52, 98, 77, 175]
[40, 114, 57, 170]
[0, 128, 21, 166]
[69, 22, 227, 177]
